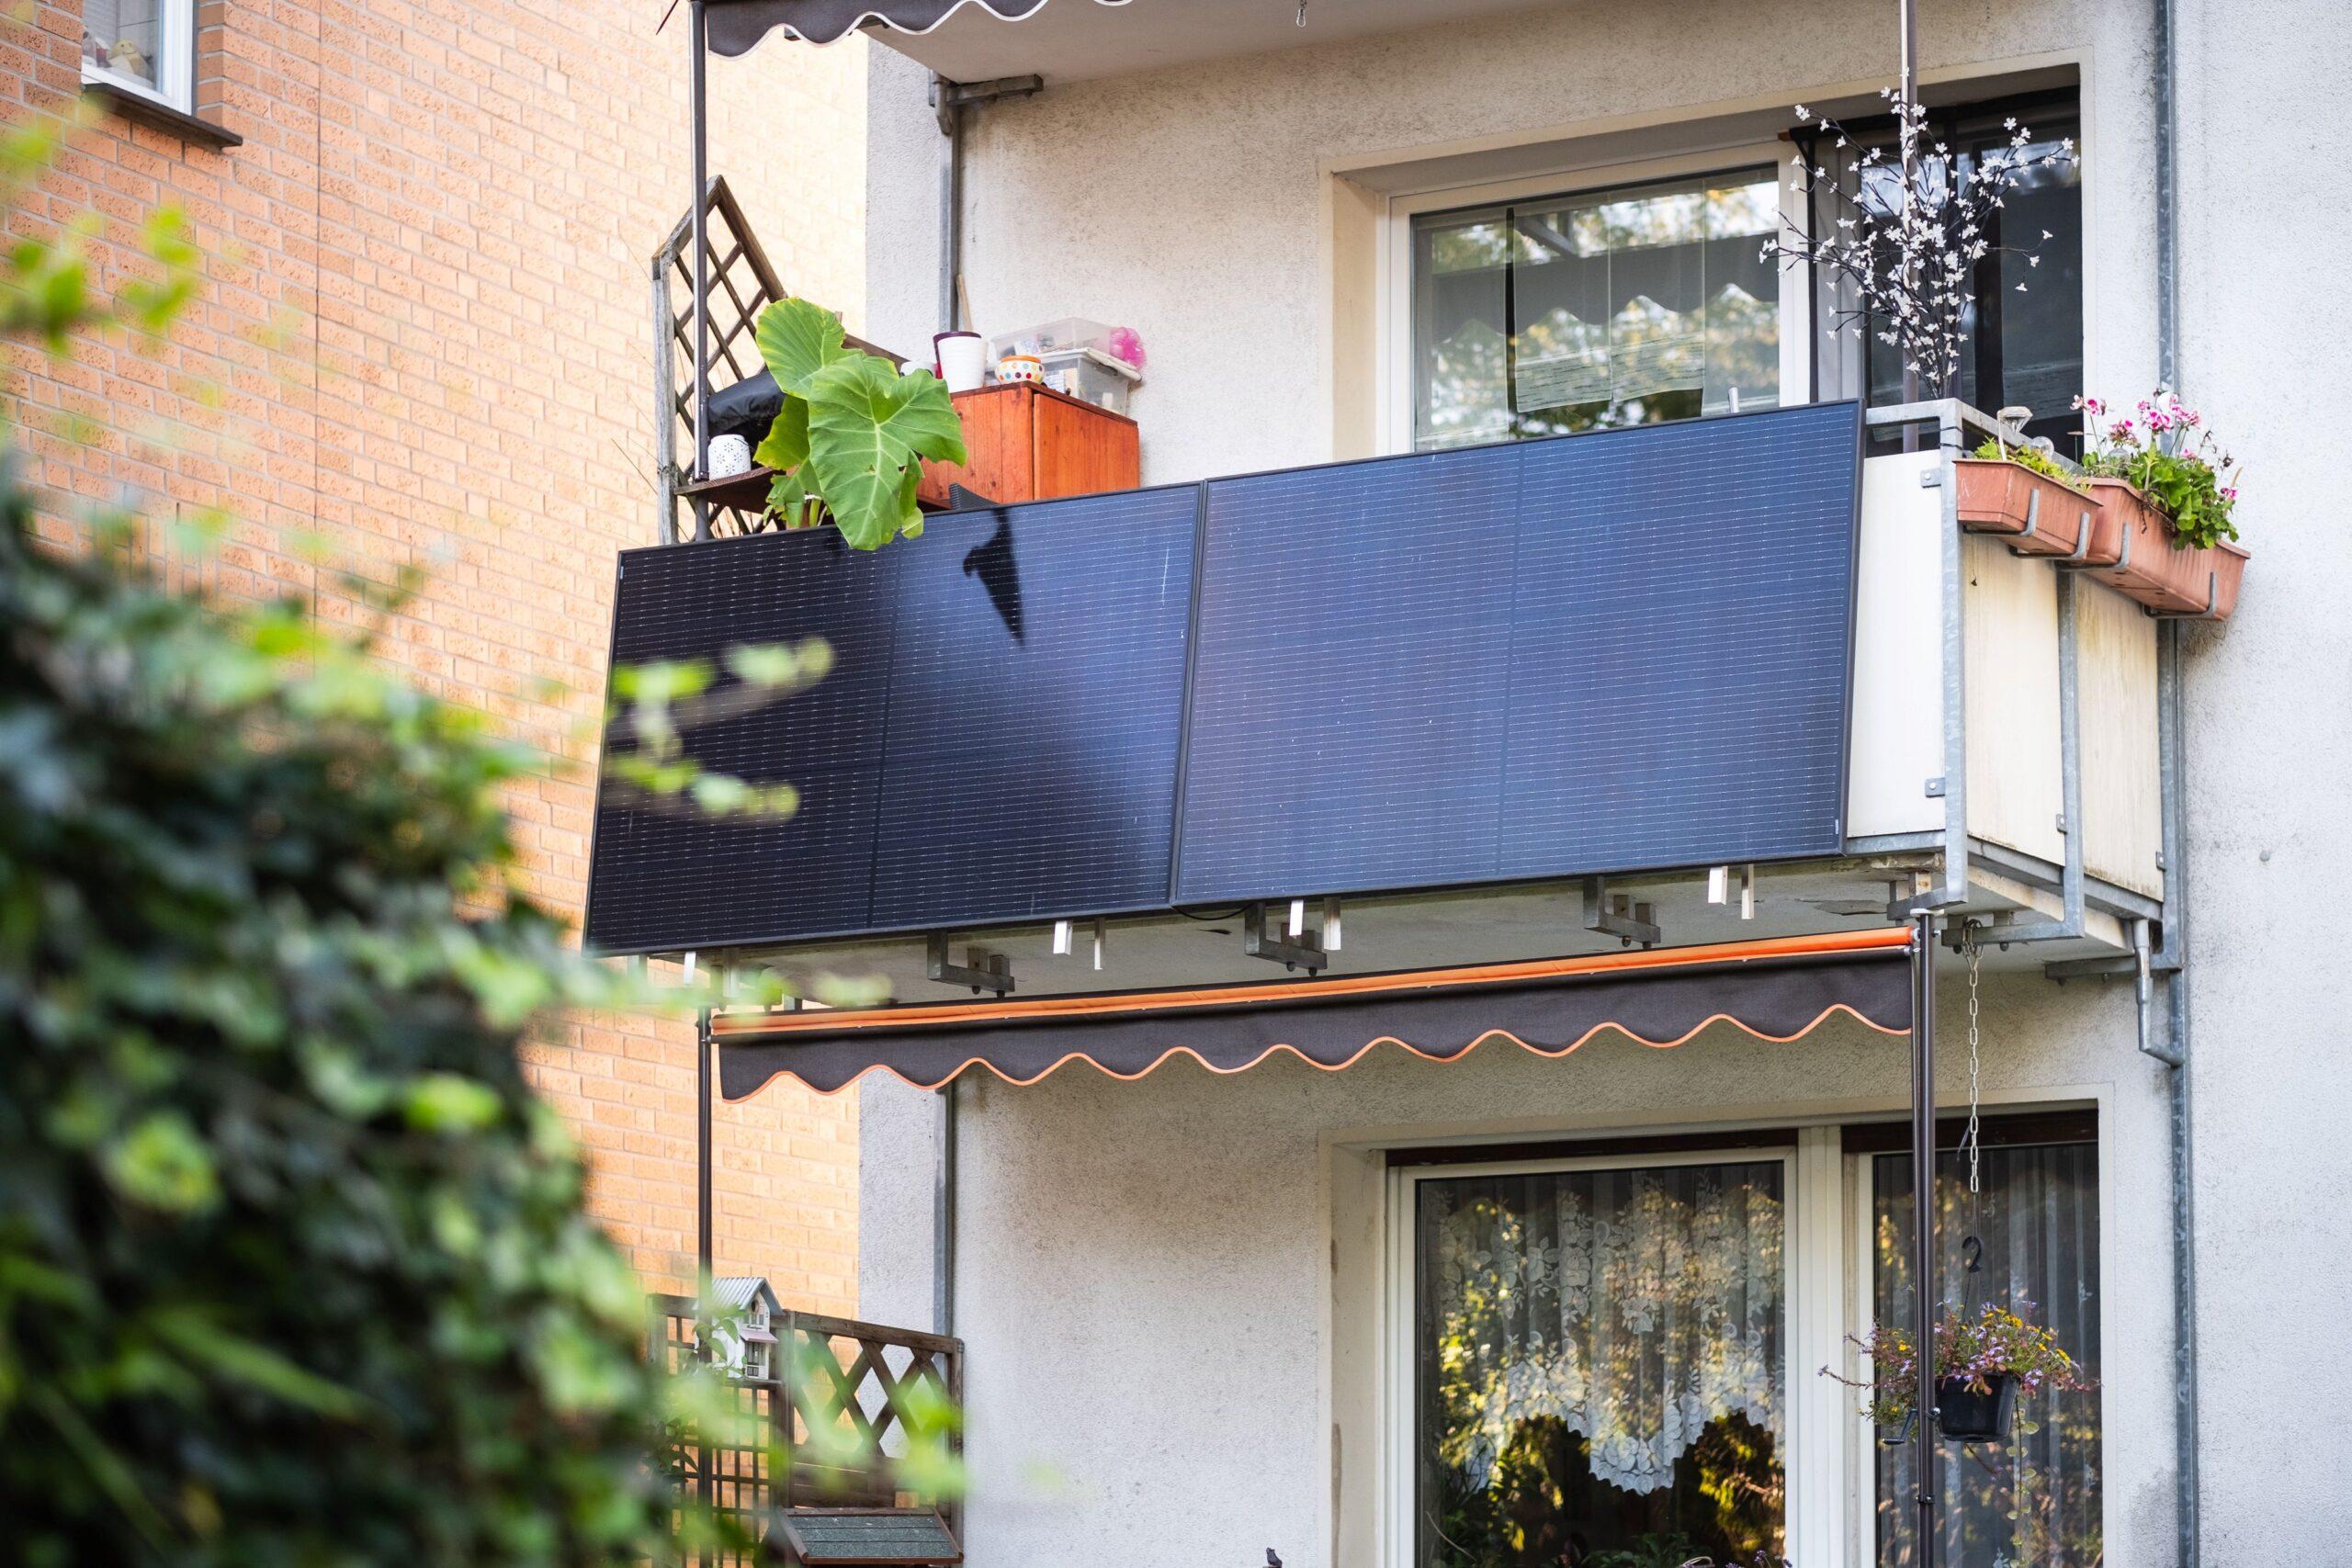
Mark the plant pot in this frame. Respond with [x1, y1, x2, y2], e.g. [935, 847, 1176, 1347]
[1935, 1372, 2017, 1443]
[2084, 478, 2246, 617]
[1954, 458, 2102, 559]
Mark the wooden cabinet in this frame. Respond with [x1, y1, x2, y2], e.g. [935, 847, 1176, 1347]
[915, 383, 1140, 508]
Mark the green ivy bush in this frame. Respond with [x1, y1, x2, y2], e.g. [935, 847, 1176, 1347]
[0, 116, 752, 1567]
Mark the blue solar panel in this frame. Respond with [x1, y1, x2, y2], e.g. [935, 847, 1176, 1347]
[1172, 402, 1860, 903]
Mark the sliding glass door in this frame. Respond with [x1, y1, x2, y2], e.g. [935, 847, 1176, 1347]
[1412, 1156, 1789, 1567]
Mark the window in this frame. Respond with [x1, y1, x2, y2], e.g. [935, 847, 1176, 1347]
[1823, 94, 2086, 454]
[81, 0, 193, 112]
[1409, 169, 1786, 452]
[1862, 1125, 2103, 1566]
[1411, 1154, 1789, 1567]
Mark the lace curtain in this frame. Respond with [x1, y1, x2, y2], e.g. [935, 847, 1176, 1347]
[1425, 1162, 1785, 1495]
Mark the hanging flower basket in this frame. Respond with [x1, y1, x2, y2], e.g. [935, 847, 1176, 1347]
[1934, 1371, 2018, 1443]
[2085, 478, 2247, 618]
[1955, 457, 2109, 560]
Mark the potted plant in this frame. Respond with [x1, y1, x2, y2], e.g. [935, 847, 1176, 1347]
[2075, 392, 2250, 618]
[750, 296, 967, 550]
[1826, 1300, 2092, 1445]
[1958, 433, 2108, 560]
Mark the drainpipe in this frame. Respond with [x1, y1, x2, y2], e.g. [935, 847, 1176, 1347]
[687, 0, 712, 542]
[2149, 0, 2199, 1562]
[933, 1078, 956, 1337]
[934, 73, 964, 333]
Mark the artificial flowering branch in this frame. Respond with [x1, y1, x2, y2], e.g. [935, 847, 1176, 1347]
[1765, 88, 2075, 396]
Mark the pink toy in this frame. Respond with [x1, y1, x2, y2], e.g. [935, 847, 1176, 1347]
[1102, 325, 1146, 370]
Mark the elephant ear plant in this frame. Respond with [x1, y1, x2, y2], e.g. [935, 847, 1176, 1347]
[753, 296, 967, 549]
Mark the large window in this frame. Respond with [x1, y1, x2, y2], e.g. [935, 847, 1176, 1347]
[1865, 1125, 2103, 1567]
[1409, 169, 1786, 452]
[1413, 1156, 1789, 1567]
[1402, 92, 2085, 457]
[81, 0, 194, 111]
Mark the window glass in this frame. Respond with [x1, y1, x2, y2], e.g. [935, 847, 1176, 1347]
[1415, 1161, 1787, 1567]
[1411, 169, 1782, 452]
[82, 0, 180, 101]
[1871, 1141, 2103, 1567]
[1860, 110, 2085, 453]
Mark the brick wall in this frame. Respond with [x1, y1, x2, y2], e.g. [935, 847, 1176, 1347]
[2, 0, 877, 1310]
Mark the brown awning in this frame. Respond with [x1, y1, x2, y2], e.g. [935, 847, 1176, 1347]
[715, 930, 1915, 1099]
[707, 0, 1126, 55]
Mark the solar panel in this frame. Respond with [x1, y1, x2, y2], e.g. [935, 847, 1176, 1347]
[583, 489, 1198, 954]
[1172, 401, 1860, 903]
[584, 403, 1860, 956]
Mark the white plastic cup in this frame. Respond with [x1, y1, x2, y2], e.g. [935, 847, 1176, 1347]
[933, 331, 986, 393]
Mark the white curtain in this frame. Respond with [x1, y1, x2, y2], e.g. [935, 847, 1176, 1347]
[1426, 1162, 1784, 1495]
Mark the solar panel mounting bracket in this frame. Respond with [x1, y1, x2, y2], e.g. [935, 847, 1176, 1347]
[1243, 902, 1329, 973]
[1582, 878, 1661, 949]
[926, 934, 1014, 996]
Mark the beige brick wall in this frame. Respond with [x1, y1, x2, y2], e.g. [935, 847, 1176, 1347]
[4, 0, 876, 1309]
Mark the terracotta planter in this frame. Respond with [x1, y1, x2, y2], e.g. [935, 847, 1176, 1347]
[2085, 478, 2248, 619]
[1954, 458, 2104, 559]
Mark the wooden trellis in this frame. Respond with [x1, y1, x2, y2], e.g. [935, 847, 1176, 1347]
[655, 1298, 965, 1564]
[652, 177, 786, 543]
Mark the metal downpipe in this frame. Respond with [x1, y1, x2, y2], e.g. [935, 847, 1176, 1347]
[687, 0, 712, 542]
[1909, 912, 1939, 1567]
[2152, 0, 2199, 1555]
[933, 1079, 956, 1337]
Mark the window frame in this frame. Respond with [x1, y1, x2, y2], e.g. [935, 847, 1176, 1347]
[80, 0, 196, 115]
[1378, 143, 1813, 457]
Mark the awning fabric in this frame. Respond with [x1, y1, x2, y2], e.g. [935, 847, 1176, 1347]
[707, 0, 1127, 55]
[715, 930, 1914, 1099]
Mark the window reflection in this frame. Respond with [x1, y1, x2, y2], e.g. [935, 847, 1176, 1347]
[1412, 170, 1782, 452]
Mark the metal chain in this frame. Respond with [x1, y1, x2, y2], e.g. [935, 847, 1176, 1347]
[1962, 920, 1984, 1195]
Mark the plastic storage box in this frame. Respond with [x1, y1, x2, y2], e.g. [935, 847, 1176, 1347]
[1035, 346, 1141, 413]
[988, 317, 1113, 361]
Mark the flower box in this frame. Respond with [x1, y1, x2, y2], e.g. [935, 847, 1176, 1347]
[2085, 478, 2248, 619]
[1954, 458, 2107, 560]
[1935, 1371, 2017, 1443]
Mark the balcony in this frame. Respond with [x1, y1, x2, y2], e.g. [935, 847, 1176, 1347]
[588, 396, 2172, 995]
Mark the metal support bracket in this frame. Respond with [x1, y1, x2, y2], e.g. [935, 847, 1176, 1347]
[1582, 878, 1660, 948]
[926, 934, 1013, 996]
[932, 73, 1043, 134]
[1243, 903, 1329, 973]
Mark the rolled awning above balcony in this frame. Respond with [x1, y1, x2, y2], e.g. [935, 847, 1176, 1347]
[707, 0, 1123, 54]
[713, 930, 1914, 1099]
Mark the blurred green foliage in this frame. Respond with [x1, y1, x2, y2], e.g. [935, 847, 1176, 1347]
[0, 111, 925, 1564]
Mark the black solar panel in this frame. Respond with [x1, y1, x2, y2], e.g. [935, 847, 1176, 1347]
[584, 403, 1860, 955]
[1172, 401, 1860, 903]
[583, 489, 1198, 953]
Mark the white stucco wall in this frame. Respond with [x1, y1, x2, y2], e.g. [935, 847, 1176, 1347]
[849, 1, 2352, 1563]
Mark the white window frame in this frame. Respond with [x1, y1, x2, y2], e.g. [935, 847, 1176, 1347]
[80, 0, 196, 115]
[1375, 143, 1814, 457]
[1382, 1134, 1859, 1568]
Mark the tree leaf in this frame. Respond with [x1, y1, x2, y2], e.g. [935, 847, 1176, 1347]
[752, 297, 852, 398]
[804, 356, 966, 551]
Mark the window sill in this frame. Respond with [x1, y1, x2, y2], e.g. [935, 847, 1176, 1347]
[82, 81, 242, 149]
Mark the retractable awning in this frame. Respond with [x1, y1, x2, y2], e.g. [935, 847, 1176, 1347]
[707, 0, 1123, 54]
[714, 930, 1914, 1099]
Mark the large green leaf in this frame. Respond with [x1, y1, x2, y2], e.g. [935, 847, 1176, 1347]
[753, 395, 808, 473]
[804, 355, 967, 550]
[753, 296, 853, 397]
